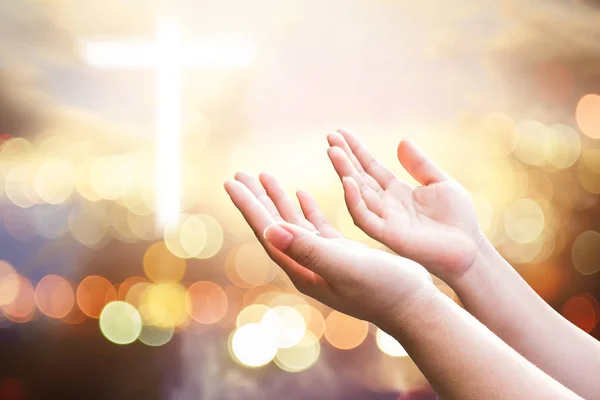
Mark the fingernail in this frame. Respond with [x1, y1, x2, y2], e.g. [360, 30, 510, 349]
[264, 224, 294, 251]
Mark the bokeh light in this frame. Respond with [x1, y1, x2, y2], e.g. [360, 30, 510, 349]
[195, 214, 224, 259]
[293, 304, 326, 342]
[163, 214, 207, 259]
[571, 231, 600, 275]
[324, 311, 369, 350]
[33, 158, 75, 204]
[143, 241, 186, 282]
[504, 198, 545, 243]
[233, 243, 278, 287]
[117, 276, 148, 301]
[138, 324, 175, 347]
[34, 275, 75, 319]
[376, 328, 408, 357]
[261, 306, 307, 349]
[230, 323, 278, 368]
[185, 281, 228, 324]
[274, 331, 321, 373]
[1, 274, 36, 323]
[576, 94, 600, 139]
[139, 282, 188, 327]
[99, 301, 142, 345]
[236, 304, 270, 327]
[561, 293, 600, 333]
[0, 260, 19, 306]
[76, 275, 117, 318]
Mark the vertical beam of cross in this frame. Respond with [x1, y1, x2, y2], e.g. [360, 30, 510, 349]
[82, 19, 254, 227]
[155, 19, 181, 227]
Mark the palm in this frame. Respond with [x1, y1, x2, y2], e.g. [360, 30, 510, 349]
[328, 130, 483, 282]
[224, 171, 431, 322]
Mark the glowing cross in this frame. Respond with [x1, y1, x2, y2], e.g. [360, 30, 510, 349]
[82, 19, 254, 227]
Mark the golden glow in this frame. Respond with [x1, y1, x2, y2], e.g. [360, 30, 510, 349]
[504, 198, 545, 243]
[376, 328, 408, 357]
[143, 241, 186, 282]
[261, 306, 307, 349]
[34, 275, 74, 319]
[324, 311, 369, 350]
[139, 282, 189, 327]
[576, 94, 600, 139]
[230, 323, 278, 368]
[274, 331, 320, 372]
[185, 281, 228, 324]
[572, 231, 600, 275]
[76, 276, 117, 319]
[99, 301, 142, 345]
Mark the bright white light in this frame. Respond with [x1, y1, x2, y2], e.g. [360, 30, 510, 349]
[376, 328, 408, 357]
[83, 42, 157, 68]
[155, 19, 182, 227]
[82, 40, 254, 69]
[81, 20, 255, 227]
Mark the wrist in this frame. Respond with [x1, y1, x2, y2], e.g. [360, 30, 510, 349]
[376, 282, 441, 336]
[449, 232, 500, 289]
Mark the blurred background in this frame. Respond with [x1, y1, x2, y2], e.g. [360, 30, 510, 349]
[1, 0, 600, 399]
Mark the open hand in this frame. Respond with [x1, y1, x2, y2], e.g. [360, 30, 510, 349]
[224, 171, 434, 326]
[327, 129, 485, 283]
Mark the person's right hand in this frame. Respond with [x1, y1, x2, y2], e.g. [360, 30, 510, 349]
[224, 171, 435, 327]
[327, 129, 486, 284]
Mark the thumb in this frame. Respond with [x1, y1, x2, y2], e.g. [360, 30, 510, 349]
[263, 222, 350, 281]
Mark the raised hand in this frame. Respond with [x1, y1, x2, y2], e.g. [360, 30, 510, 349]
[224, 171, 434, 326]
[327, 129, 485, 283]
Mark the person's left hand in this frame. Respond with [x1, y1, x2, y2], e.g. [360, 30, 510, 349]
[224, 172, 434, 326]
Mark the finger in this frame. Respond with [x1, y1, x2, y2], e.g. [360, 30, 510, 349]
[342, 177, 385, 239]
[263, 222, 359, 282]
[397, 139, 450, 186]
[224, 180, 277, 238]
[234, 171, 283, 221]
[259, 172, 315, 230]
[337, 128, 398, 189]
[225, 180, 327, 295]
[328, 146, 382, 214]
[327, 132, 382, 191]
[296, 190, 342, 239]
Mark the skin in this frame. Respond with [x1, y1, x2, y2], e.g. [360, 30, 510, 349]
[327, 128, 600, 399]
[225, 171, 580, 399]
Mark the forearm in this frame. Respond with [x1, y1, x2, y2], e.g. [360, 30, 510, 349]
[382, 286, 581, 400]
[452, 239, 600, 398]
